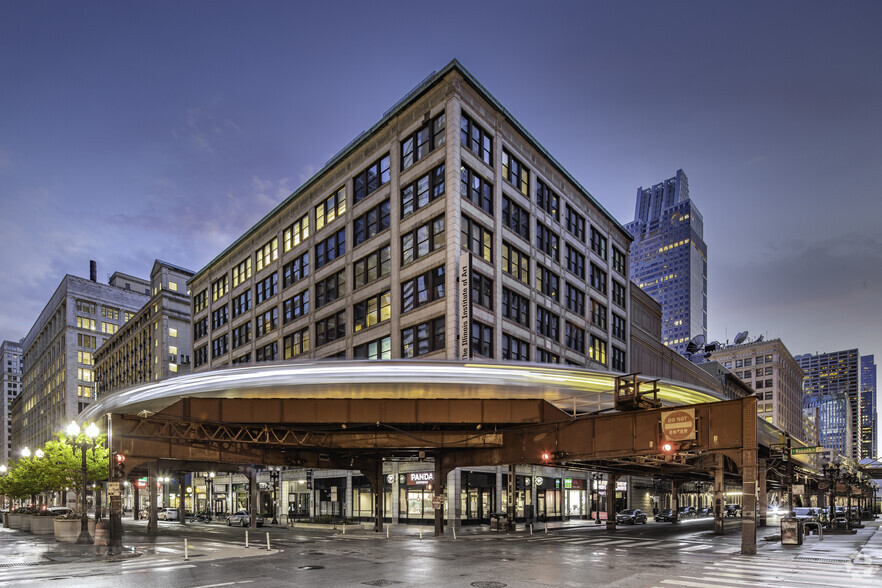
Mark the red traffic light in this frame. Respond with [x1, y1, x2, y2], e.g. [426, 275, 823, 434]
[541, 452, 551, 462]
[661, 442, 674, 453]
[115, 453, 126, 463]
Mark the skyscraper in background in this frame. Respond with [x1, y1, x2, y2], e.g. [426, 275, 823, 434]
[796, 349, 862, 460]
[625, 169, 707, 354]
[861, 354, 877, 458]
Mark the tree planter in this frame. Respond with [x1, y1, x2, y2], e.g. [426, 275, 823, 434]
[7, 513, 25, 529]
[30, 516, 56, 535]
[54, 518, 97, 543]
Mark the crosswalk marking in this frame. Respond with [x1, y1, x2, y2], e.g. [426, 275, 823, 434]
[656, 557, 882, 588]
[680, 544, 712, 551]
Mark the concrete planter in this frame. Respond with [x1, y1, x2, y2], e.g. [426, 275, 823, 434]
[6, 513, 25, 529]
[54, 518, 97, 543]
[1, 512, 8, 527]
[30, 516, 56, 535]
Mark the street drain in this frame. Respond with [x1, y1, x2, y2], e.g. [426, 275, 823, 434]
[298, 565, 325, 570]
[0, 562, 41, 568]
[362, 581, 402, 587]
[471, 583, 507, 588]
[795, 556, 851, 564]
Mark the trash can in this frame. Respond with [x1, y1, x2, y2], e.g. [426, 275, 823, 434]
[781, 517, 803, 545]
[490, 513, 509, 532]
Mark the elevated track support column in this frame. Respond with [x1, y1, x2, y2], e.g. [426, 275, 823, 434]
[671, 480, 680, 524]
[758, 459, 767, 528]
[606, 474, 619, 531]
[147, 463, 158, 536]
[714, 453, 724, 535]
[248, 467, 258, 530]
[741, 396, 759, 555]
[434, 455, 444, 537]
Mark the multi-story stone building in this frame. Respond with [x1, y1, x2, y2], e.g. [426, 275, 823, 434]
[861, 354, 877, 459]
[188, 60, 632, 374]
[710, 339, 804, 441]
[796, 349, 862, 460]
[624, 170, 707, 354]
[1, 340, 23, 464]
[94, 261, 194, 394]
[18, 264, 149, 449]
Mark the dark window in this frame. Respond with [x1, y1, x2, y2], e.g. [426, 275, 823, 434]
[402, 265, 445, 312]
[354, 290, 391, 332]
[471, 321, 493, 358]
[565, 204, 586, 242]
[612, 346, 626, 372]
[402, 215, 445, 265]
[536, 222, 559, 261]
[212, 334, 228, 359]
[256, 341, 278, 362]
[461, 215, 493, 263]
[401, 112, 445, 170]
[212, 305, 228, 329]
[283, 289, 309, 324]
[612, 246, 627, 276]
[537, 348, 559, 364]
[461, 165, 493, 214]
[502, 149, 529, 196]
[255, 272, 278, 305]
[315, 186, 346, 231]
[565, 244, 586, 279]
[255, 307, 279, 338]
[401, 316, 445, 358]
[353, 199, 391, 247]
[590, 263, 607, 294]
[501, 288, 529, 327]
[232, 290, 252, 318]
[565, 283, 585, 316]
[194, 317, 208, 341]
[354, 336, 391, 360]
[590, 227, 608, 260]
[460, 112, 492, 166]
[502, 334, 529, 361]
[612, 314, 626, 341]
[471, 271, 493, 310]
[233, 353, 251, 365]
[611, 280, 626, 308]
[536, 180, 559, 220]
[232, 322, 251, 349]
[316, 228, 346, 268]
[402, 163, 445, 217]
[282, 252, 309, 289]
[502, 242, 530, 284]
[502, 195, 529, 240]
[353, 154, 391, 204]
[316, 311, 346, 346]
[566, 322, 586, 353]
[536, 307, 559, 341]
[194, 345, 208, 367]
[316, 270, 346, 308]
[354, 244, 391, 289]
[591, 299, 607, 330]
[536, 265, 560, 301]
[283, 327, 309, 359]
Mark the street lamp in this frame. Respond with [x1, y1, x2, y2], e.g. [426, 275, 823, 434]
[207, 472, 215, 521]
[67, 421, 100, 544]
[268, 466, 281, 525]
[592, 473, 603, 525]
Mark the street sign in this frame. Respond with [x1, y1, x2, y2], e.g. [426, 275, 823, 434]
[792, 484, 804, 495]
[661, 408, 696, 441]
[107, 482, 122, 496]
[790, 446, 822, 455]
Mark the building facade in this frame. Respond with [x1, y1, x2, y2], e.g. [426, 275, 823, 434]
[861, 354, 877, 459]
[95, 261, 194, 394]
[624, 170, 707, 354]
[710, 339, 804, 441]
[1, 340, 23, 465]
[188, 61, 632, 374]
[796, 349, 862, 460]
[18, 266, 150, 450]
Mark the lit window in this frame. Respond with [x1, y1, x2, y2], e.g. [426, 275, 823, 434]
[169, 281, 178, 292]
[169, 328, 178, 338]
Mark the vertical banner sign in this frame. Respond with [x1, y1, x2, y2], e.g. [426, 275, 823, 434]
[459, 252, 472, 360]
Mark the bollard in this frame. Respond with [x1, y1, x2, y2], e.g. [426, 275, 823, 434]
[452, 526, 456, 540]
[386, 526, 389, 539]
[530, 524, 533, 536]
[266, 532, 271, 551]
[184, 538, 189, 561]
[545, 521, 548, 535]
[342, 524, 346, 535]
[245, 530, 249, 548]
[420, 529, 422, 540]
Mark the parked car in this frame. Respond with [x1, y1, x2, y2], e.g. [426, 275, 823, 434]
[615, 509, 647, 525]
[655, 508, 675, 522]
[44, 506, 73, 517]
[227, 510, 264, 527]
[157, 507, 179, 521]
[678, 506, 697, 519]
[791, 507, 819, 522]
[696, 507, 711, 518]
[724, 504, 741, 517]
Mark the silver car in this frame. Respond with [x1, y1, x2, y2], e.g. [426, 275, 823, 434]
[226, 510, 264, 527]
[157, 507, 179, 521]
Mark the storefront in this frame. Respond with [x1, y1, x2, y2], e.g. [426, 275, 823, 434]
[399, 471, 438, 524]
[460, 471, 495, 525]
[535, 476, 562, 521]
[315, 476, 346, 516]
[500, 474, 534, 521]
[592, 478, 628, 517]
[351, 475, 374, 520]
[564, 478, 588, 519]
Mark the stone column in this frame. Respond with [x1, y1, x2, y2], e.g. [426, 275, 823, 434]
[345, 472, 353, 519]
[606, 474, 619, 530]
[391, 462, 400, 522]
[448, 468, 462, 528]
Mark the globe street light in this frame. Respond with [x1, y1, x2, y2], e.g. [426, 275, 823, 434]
[67, 421, 100, 544]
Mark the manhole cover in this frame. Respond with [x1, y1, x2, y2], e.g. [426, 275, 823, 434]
[362, 581, 402, 587]
[471, 583, 507, 588]
[298, 565, 325, 570]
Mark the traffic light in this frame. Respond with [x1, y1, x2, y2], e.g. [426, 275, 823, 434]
[113, 452, 126, 479]
[541, 452, 551, 462]
[660, 441, 678, 459]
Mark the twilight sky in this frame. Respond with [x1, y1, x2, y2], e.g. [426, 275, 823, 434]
[2, 1, 881, 371]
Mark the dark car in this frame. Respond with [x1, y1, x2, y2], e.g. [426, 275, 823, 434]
[725, 504, 741, 517]
[616, 509, 647, 525]
[696, 507, 711, 518]
[655, 508, 675, 522]
[678, 506, 697, 518]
